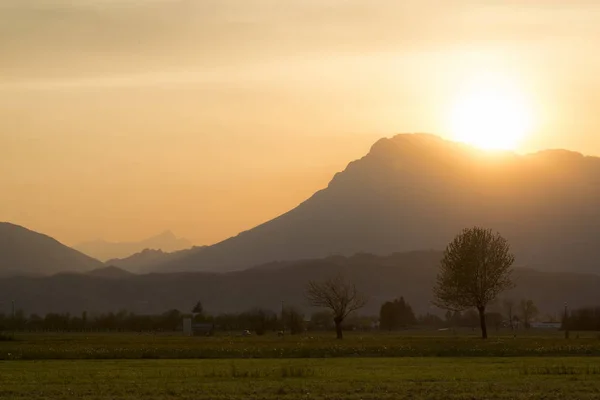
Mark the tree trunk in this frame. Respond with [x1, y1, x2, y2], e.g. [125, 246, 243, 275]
[478, 306, 488, 339]
[334, 318, 343, 340]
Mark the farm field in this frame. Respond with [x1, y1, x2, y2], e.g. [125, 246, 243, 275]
[2, 332, 600, 399]
[2, 357, 600, 399]
[1, 331, 600, 360]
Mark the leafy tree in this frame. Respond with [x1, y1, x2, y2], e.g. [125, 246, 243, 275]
[379, 297, 417, 330]
[306, 275, 367, 339]
[433, 227, 515, 339]
[519, 299, 539, 329]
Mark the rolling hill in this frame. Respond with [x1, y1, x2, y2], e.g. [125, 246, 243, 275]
[105, 247, 205, 274]
[0, 222, 103, 276]
[1, 252, 598, 317]
[154, 134, 600, 274]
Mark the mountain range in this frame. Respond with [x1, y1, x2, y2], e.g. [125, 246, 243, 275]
[146, 134, 600, 274]
[105, 247, 205, 274]
[2, 133, 600, 280]
[2, 133, 600, 317]
[0, 222, 103, 277]
[1, 252, 598, 317]
[74, 231, 193, 262]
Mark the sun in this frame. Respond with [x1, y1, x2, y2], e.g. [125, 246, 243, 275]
[449, 75, 533, 150]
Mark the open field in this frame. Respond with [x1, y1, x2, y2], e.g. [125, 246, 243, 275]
[2, 357, 600, 399]
[1, 331, 600, 360]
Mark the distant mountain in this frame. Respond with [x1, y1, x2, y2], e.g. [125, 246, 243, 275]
[155, 134, 600, 274]
[0, 222, 103, 277]
[1, 251, 598, 317]
[105, 247, 205, 274]
[75, 231, 193, 262]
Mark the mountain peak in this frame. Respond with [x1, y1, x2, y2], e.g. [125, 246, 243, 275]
[75, 231, 193, 262]
[153, 230, 176, 240]
[152, 134, 600, 274]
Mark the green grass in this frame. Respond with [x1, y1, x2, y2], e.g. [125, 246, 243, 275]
[1, 331, 600, 360]
[2, 358, 600, 399]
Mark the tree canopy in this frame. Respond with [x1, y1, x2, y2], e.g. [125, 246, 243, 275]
[433, 227, 515, 339]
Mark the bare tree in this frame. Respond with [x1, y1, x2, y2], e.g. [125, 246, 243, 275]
[520, 299, 539, 329]
[433, 227, 515, 339]
[306, 275, 367, 339]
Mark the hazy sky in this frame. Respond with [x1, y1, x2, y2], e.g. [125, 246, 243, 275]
[2, 0, 600, 246]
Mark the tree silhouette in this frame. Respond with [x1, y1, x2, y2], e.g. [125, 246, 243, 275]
[433, 227, 515, 339]
[306, 275, 367, 339]
[192, 301, 203, 315]
[520, 299, 539, 329]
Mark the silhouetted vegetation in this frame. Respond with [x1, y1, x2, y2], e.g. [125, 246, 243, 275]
[520, 299, 540, 329]
[566, 307, 600, 331]
[306, 275, 368, 339]
[434, 227, 515, 339]
[379, 297, 416, 330]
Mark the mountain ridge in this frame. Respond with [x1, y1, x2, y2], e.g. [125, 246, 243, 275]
[153, 134, 600, 274]
[1, 251, 598, 317]
[74, 231, 193, 262]
[0, 222, 103, 276]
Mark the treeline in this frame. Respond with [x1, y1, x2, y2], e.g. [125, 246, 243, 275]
[378, 298, 504, 330]
[0, 310, 185, 332]
[568, 307, 600, 331]
[0, 307, 374, 334]
[2, 301, 597, 334]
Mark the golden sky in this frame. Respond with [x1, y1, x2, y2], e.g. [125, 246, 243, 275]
[2, 0, 600, 246]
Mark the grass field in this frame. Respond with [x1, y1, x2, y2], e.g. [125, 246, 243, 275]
[2, 332, 600, 399]
[1, 331, 600, 360]
[2, 357, 600, 399]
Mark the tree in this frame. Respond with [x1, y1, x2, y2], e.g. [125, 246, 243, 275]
[379, 297, 416, 330]
[192, 301, 204, 315]
[282, 306, 305, 335]
[519, 299, 539, 329]
[433, 227, 515, 339]
[503, 299, 516, 330]
[306, 275, 367, 339]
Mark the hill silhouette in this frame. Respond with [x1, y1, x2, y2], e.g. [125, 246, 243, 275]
[1, 252, 597, 317]
[105, 247, 205, 274]
[154, 134, 600, 274]
[0, 222, 103, 277]
[74, 231, 193, 262]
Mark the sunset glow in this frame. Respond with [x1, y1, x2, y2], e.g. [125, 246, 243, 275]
[450, 75, 534, 150]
